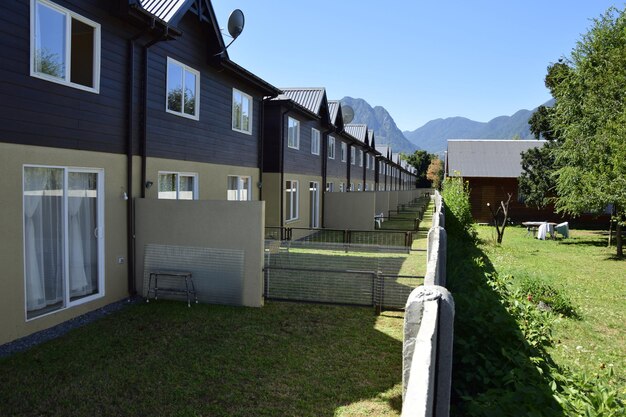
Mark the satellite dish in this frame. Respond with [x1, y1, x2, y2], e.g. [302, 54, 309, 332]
[342, 105, 354, 124]
[227, 9, 245, 40]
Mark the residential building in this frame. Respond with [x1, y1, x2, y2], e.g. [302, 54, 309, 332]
[0, 0, 278, 345]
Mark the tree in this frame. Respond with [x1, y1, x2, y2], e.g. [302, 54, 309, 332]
[549, 7, 626, 257]
[402, 150, 435, 188]
[519, 103, 560, 209]
[426, 157, 444, 189]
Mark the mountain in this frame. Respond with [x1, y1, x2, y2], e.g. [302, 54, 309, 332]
[340, 97, 418, 153]
[403, 101, 554, 156]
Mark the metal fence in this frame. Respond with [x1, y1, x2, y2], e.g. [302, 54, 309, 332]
[265, 227, 415, 252]
[264, 240, 424, 311]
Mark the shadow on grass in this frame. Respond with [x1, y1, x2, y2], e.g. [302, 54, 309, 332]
[0, 302, 403, 417]
[446, 214, 563, 415]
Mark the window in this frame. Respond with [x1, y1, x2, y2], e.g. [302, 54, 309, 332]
[158, 172, 197, 200]
[359, 150, 364, 167]
[350, 183, 355, 191]
[366, 153, 370, 169]
[311, 128, 320, 155]
[166, 57, 199, 119]
[339, 182, 345, 192]
[285, 180, 299, 221]
[31, 0, 101, 92]
[227, 176, 251, 201]
[364, 184, 369, 191]
[288, 117, 299, 149]
[232, 89, 252, 134]
[326, 182, 333, 192]
[23, 166, 104, 320]
[341, 143, 347, 162]
[328, 136, 335, 159]
[357, 183, 362, 191]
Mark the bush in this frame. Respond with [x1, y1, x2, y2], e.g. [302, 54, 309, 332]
[519, 277, 580, 319]
[442, 176, 475, 238]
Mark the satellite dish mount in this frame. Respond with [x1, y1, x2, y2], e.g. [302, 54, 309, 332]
[216, 9, 245, 56]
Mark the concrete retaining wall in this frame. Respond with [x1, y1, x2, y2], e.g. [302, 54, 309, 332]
[402, 191, 454, 417]
[324, 192, 377, 230]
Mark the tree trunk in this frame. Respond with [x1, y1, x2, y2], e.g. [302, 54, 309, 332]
[616, 221, 623, 258]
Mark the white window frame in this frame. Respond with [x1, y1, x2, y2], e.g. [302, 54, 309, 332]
[351, 147, 356, 165]
[341, 142, 347, 162]
[357, 183, 362, 192]
[326, 182, 333, 192]
[339, 182, 345, 192]
[30, 0, 101, 93]
[287, 117, 300, 149]
[157, 171, 198, 200]
[232, 88, 253, 134]
[285, 180, 299, 222]
[366, 153, 370, 169]
[166, 57, 200, 120]
[328, 136, 335, 159]
[23, 165, 105, 321]
[311, 128, 320, 155]
[227, 175, 251, 201]
[359, 150, 364, 167]
[309, 181, 320, 229]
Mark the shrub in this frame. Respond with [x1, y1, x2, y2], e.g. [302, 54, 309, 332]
[519, 277, 580, 319]
[442, 176, 475, 238]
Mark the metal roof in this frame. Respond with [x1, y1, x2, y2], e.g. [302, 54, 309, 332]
[328, 100, 340, 124]
[376, 145, 391, 158]
[446, 139, 547, 178]
[133, 0, 193, 23]
[344, 124, 368, 143]
[274, 88, 326, 116]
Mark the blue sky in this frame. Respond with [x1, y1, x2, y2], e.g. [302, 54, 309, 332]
[213, 1, 622, 131]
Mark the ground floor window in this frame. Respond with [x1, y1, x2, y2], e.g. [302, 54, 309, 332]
[227, 175, 251, 201]
[340, 183, 345, 192]
[326, 182, 333, 192]
[309, 181, 319, 228]
[23, 165, 104, 320]
[285, 180, 299, 221]
[158, 172, 197, 200]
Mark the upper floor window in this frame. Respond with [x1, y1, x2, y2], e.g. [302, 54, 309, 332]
[227, 175, 251, 201]
[158, 172, 197, 200]
[351, 147, 355, 165]
[166, 57, 199, 120]
[359, 150, 364, 167]
[311, 128, 320, 155]
[341, 143, 347, 162]
[232, 89, 252, 134]
[328, 136, 335, 159]
[31, 0, 101, 93]
[366, 153, 370, 169]
[288, 117, 299, 149]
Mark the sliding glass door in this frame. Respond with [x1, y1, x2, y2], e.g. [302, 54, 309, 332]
[24, 166, 104, 319]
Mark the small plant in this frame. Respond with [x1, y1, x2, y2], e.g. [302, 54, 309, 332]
[519, 277, 580, 319]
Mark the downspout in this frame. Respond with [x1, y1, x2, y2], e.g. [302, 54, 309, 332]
[258, 97, 269, 200]
[347, 143, 351, 191]
[279, 107, 290, 228]
[140, 30, 169, 198]
[321, 127, 334, 228]
[126, 36, 138, 295]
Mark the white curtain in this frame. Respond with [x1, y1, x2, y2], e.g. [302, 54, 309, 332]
[69, 173, 97, 299]
[24, 168, 64, 316]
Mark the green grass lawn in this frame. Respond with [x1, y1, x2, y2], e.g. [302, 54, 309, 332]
[448, 223, 624, 415]
[0, 302, 406, 417]
[477, 225, 625, 386]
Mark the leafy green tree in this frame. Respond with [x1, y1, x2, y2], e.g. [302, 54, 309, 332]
[549, 6, 626, 257]
[402, 150, 435, 187]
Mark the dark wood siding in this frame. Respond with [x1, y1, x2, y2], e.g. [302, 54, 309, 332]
[262, 105, 283, 172]
[0, 0, 137, 154]
[144, 13, 268, 167]
[326, 135, 348, 180]
[465, 177, 610, 227]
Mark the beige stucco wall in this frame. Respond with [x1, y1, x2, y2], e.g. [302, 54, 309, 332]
[325, 176, 346, 193]
[134, 199, 265, 307]
[262, 173, 323, 230]
[376, 192, 391, 215]
[324, 192, 377, 230]
[144, 157, 260, 201]
[261, 172, 282, 227]
[0, 143, 131, 346]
